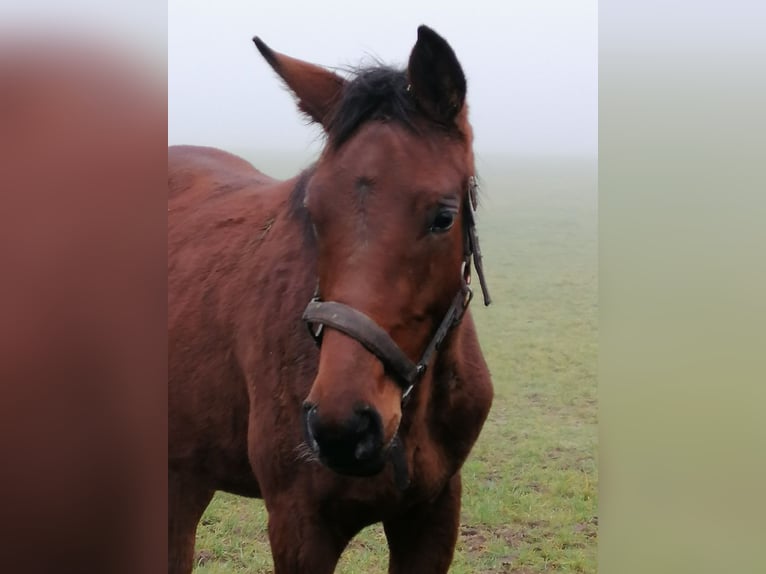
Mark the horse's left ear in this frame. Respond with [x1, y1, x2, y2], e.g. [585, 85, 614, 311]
[253, 36, 346, 128]
[407, 25, 467, 124]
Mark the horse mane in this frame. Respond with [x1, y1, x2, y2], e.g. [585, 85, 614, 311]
[326, 65, 464, 149]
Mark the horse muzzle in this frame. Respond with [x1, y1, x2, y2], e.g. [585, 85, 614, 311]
[302, 402, 389, 476]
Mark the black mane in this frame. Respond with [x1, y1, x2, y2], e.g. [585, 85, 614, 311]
[326, 66, 459, 148]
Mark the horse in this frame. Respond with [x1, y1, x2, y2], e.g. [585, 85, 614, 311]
[168, 25, 493, 574]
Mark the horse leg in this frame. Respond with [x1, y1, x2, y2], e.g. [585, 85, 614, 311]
[383, 473, 462, 574]
[168, 471, 214, 574]
[266, 500, 351, 574]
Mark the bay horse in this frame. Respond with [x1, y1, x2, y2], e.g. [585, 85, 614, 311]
[168, 25, 493, 574]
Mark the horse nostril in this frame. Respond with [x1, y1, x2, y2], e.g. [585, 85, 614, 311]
[355, 412, 370, 432]
[303, 403, 319, 446]
[303, 403, 318, 428]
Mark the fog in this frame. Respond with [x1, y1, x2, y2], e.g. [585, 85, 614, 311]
[169, 1, 596, 159]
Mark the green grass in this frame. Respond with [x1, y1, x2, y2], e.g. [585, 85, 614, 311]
[193, 157, 598, 573]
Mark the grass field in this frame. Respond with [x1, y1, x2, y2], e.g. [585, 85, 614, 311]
[191, 156, 598, 573]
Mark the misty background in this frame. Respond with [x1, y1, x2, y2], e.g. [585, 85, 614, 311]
[168, 0, 596, 167]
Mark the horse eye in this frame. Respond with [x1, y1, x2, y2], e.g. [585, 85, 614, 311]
[430, 210, 455, 233]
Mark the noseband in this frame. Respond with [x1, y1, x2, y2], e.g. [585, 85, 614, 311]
[302, 177, 490, 404]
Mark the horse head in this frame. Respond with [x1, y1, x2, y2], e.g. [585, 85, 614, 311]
[254, 26, 487, 477]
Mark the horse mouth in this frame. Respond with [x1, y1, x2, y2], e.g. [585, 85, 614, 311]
[320, 454, 388, 477]
[304, 437, 391, 477]
[302, 432, 394, 477]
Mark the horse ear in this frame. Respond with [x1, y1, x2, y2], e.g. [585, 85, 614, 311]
[253, 37, 346, 128]
[407, 25, 467, 124]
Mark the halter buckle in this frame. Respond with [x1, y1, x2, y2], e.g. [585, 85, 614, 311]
[305, 296, 324, 344]
[306, 322, 324, 344]
[401, 383, 415, 405]
[463, 283, 474, 309]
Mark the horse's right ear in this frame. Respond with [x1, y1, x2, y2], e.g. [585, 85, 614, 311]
[253, 37, 346, 129]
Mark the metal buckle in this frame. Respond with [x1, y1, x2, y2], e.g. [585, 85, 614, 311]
[401, 364, 426, 406]
[305, 296, 324, 345]
[463, 283, 474, 309]
[450, 283, 473, 328]
[401, 383, 414, 405]
[307, 322, 323, 345]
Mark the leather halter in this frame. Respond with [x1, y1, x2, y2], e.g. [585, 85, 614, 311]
[302, 177, 490, 404]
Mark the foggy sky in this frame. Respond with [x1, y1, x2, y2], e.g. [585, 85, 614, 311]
[168, 1, 596, 158]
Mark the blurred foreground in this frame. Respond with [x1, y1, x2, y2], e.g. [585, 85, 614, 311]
[0, 30, 166, 574]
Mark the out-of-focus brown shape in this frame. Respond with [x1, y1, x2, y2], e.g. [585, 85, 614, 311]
[0, 36, 166, 574]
